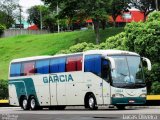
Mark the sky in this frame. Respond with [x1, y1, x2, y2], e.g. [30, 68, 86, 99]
[19, 0, 44, 19]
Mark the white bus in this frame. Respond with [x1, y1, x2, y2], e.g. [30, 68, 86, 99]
[8, 50, 151, 110]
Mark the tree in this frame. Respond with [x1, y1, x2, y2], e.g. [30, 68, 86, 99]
[0, 80, 8, 99]
[150, 81, 160, 94]
[42, 0, 113, 44]
[27, 5, 59, 32]
[0, 10, 14, 28]
[132, 0, 155, 21]
[158, 0, 160, 10]
[109, 0, 131, 27]
[0, 0, 18, 28]
[28, 5, 48, 29]
[0, 24, 6, 37]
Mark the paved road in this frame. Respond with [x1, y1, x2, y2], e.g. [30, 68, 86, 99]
[0, 106, 160, 120]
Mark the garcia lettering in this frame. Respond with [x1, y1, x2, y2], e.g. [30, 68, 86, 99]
[43, 74, 74, 83]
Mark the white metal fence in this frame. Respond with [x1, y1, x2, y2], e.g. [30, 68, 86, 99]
[1, 29, 49, 38]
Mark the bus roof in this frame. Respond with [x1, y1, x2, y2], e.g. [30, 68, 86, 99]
[85, 50, 139, 56]
[10, 56, 52, 63]
[10, 50, 139, 63]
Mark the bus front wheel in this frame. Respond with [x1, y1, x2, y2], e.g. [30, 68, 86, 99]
[87, 94, 98, 110]
[21, 97, 30, 110]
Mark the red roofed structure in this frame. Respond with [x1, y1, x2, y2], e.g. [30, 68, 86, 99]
[110, 9, 144, 23]
[86, 9, 145, 24]
[27, 25, 39, 30]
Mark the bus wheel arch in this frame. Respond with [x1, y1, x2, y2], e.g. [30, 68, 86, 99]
[19, 95, 30, 110]
[84, 92, 98, 110]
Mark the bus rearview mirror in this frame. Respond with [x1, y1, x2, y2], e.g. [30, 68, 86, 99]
[142, 57, 152, 71]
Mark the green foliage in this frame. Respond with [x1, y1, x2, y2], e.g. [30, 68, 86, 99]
[59, 31, 127, 54]
[42, 0, 113, 43]
[27, 5, 49, 27]
[125, 13, 160, 63]
[0, 24, 5, 36]
[145, 63, 160, 94]
[0, 0, 17, 28]
[125, 22, 143, 52]
[125, 11, 160, 94]
[0, 79, 8, 99]
[59, 42, 97, 54]
[150, 81, 160, 95]
[0, 10, 14, 28]
[147, 11, 160, 22]
[27, 5, 57, 32]
[99, 32, 128, 50]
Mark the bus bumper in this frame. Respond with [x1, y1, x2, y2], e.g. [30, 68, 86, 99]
[111, 97, 146, 105]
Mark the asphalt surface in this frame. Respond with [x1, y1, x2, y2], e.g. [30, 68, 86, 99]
[0, 106, 160, 120]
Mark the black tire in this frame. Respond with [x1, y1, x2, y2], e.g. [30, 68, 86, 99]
[21, 97, 30, 110]
[87, 94, 98, 110]
[29, 96, 38, 110]
[116, 105, 126, 110]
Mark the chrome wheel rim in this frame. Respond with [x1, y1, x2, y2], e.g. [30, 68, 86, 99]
[23, 99, 27, 109]
[31, 99, 35, 109]
[89, 97, 94, 108]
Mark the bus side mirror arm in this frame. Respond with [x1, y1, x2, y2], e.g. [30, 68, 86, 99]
[105, 57, 116, 70]
[142, 57, 152, 71]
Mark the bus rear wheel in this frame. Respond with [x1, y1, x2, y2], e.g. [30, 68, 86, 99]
[29, 96, 38, 110]
[87, 94, 98, 110]
[21, 97, 30, 110]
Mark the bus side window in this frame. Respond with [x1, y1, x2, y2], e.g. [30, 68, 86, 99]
[21, 61, 35, 76]
[10, 63, 21, 77]
[50, 57, 66, 73]
[36, 59, 50, 74]
[84, 55, 101, 76]
[66, 55, 82, 72]
[77, 56, 83, 71]
[101, 59, 110, 82]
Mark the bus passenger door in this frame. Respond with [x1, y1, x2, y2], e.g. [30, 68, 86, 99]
[101, 59, 111, 105]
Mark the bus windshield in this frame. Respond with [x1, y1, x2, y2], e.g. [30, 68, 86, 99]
[110, 55, 145, 88]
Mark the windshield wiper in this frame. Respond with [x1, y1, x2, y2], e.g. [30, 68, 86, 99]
[120, 73, 128, 76]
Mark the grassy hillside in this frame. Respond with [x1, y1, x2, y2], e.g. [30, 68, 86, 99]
[0, 28, 123, 80]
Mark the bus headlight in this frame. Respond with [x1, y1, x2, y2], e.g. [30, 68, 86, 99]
[112, 93, 124, 98]
[139, 94, 146, 97]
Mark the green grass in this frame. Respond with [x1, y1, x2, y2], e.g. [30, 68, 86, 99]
[0, 28, 123, 80]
